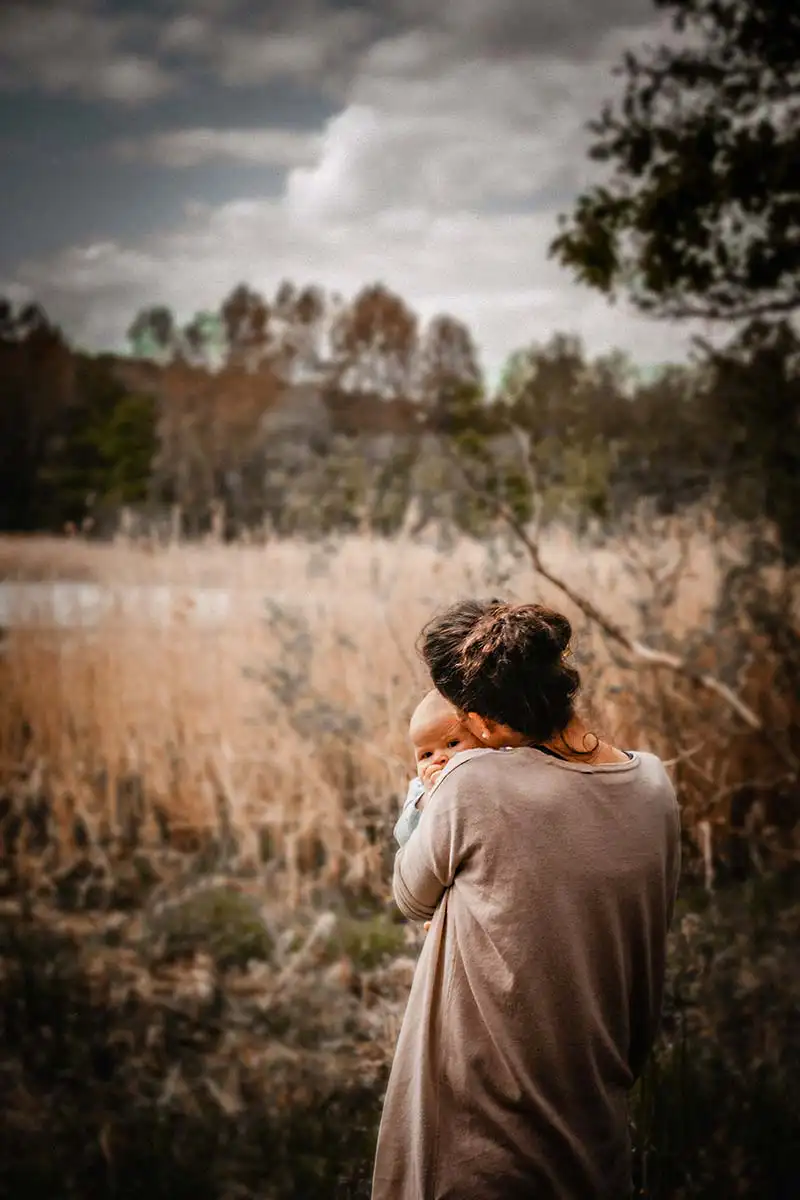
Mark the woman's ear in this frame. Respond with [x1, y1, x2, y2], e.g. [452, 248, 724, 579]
[463, 711, 494, 742]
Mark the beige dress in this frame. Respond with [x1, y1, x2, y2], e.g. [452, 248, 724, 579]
[371, 746, 680, 1200]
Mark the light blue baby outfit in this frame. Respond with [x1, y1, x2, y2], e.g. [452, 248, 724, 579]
[393, 777, 426, 847]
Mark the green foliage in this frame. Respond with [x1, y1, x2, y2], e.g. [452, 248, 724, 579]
[3, 277, 797, 543]
[549, 1, 800, 559]
[551, 0, 800, 323]
[0, 302, 158, 532]
[629, 875, 799, 1197]
[145, 885, 275, 970]
[97, 391, 159, 502]
[0, 303, 73, 531]
[0, 911, 381, 1200]
[40, 355, 158, 524]
[127, 305, 177, 362]
[1, 877, 796, 1199]
[703, 320, 800, 561]
[324, 914, 407, 970]
[561, 441, 612, 520]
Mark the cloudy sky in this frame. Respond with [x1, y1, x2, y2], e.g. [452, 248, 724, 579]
[0, 0, 700, 378]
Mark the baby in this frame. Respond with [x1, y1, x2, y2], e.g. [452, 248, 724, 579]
[393, 689, 486, 847]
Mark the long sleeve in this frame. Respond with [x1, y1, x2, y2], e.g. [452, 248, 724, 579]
[374, 746, 681, 1200]
[392, 774, 474, 921]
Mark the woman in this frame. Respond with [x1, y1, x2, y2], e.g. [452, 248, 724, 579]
[372, 600, 681, 1200]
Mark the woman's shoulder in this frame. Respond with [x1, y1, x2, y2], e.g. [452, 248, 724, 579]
[440, 745, 674, 792]
[430, 745, 550, 798]
[428, 747, 498, 797]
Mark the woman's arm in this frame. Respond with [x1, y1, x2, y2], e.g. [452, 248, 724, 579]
[392, 774, 473, 921]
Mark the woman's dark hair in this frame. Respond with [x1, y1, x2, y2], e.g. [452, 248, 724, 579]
[418, 598, 582, 746]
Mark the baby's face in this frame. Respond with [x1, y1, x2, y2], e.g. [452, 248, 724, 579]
[409, 691, 484, 791]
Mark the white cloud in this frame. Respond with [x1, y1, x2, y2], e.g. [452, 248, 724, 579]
[93, 56, 173, 105]
[7, 7, 702, 376]
[0, 3, 173, 103]
[162, 6, 376, 92]
[159, 16, 213, 55]
[285, 106, 387, 219]
[215, 31, 336, 84]
[114, 127, 322, 168]
[388, 0, 656, 58]
[285, 16, 679, 223]
[285, 55, 602, 222]
[12, 200, 698, 380]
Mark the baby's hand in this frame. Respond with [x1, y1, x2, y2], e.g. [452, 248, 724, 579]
[423, 921, 431, 932]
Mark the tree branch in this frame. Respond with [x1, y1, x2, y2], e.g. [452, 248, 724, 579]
[446, 443, 798, 773]
[664, 296, 800, 322]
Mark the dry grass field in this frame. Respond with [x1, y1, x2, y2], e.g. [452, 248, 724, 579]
[1, 524, 798, 1200]
[3, 519, 791, 902]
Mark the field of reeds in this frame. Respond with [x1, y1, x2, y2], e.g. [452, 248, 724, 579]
[0, 521, 798, 1198]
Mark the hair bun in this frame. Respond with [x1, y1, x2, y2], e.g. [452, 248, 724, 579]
[509, 604, 571, 659]
[456, 600, 573, 682]
[543, 609, 572, 656]
[420, 597, 582, 743]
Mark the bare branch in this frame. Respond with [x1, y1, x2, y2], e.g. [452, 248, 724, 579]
[662, 742, 706, 769]
[446, 443, 798, 774]
[664, 296, 800, 322]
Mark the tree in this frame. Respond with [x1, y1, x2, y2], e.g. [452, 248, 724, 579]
[551, 0, 800, 323]
[499, 335, 590, 439]
[34, 355, 157, 525]
[127, 306, 178, 363]
[329, 284, 418, 399]
[493, 335, 630, 523]
[613, 363, 719, 515]
[0, 301, 75, 530]
[416, 314, 484, 430]
[551, 0, 800, 559]
[219, 284, 273, 372]
[272, 280, 326, 375]
[182, 310, 226, 370]
[128, 304, 226, 370]
[702, 320, 800, 559]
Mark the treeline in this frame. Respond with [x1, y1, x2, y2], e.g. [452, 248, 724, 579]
[1, 286, 798, 557]
[0, 302, 157, 535]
